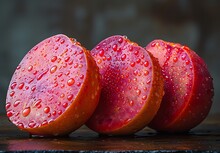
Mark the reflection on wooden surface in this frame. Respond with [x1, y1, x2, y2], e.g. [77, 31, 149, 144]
[0, 114, 220, 152]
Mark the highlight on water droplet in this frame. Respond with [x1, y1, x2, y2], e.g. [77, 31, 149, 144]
[112, 44, 118, 51]
[33, 99, 42, 108]
[50, 65, 57, 74]
[18, 82, 24, 89]
[14, 100, 21, 107]
[121, 54, 126, 61]
[28, 65, 33, 71]
[10, 82, 17, 90]
[44, 106, 50, 114]
[129, 100, 134, 106]
[67, 94, 74, 101]
[118, 37, 123, 43]
[99, 49, 105, 57]
[22, 107, 31, 117]
[67, 78, 75, 86]
[51, 56, 57, 62]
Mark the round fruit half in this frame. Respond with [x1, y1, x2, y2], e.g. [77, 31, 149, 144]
[86, 35, 164, 135]
[146, 40, 214, 132]
[6, 34, 101, 136]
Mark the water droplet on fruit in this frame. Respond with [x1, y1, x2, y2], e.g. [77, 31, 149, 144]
[151, 42, 156, 47]
[136, 89, 141, 95]
[130, 62, 135, 67]
[28, 65, 33, 71]
[28, 121, 36, 128]
[60, 39, 65, 44]
[13, 100, 21, 107]
[67, 94, 74, 101]
[134, 50, 139, 55]
[10, 91, 15, 97]
[79, 74, 84, 79]
[74, 63, 78, 68]
[112, 44, 117, 51]
[173, 57, 178, 62]
[37, 69, 49, 80]
[142, 95, 147, 100]
[147, 79, 151, 84]
[129, 100, 134, 106]
[97, 59, 102, 64]
[44, 106, 50, 114]
[18, 82, 24, 89]
[67, 78, 75, 86]
[77, 82, 81, 87]
[96, 45, 100, 50]
[129, 46, 133, 51]
[51, 56, 57, 62]
[121, 54, 126, 61]
[33, 99, 42, 108]
[22, 107, 31, 117]
[181, 54, 186, 60]
[58, 110, 62, 115]
[10, 82, 17, 90]
[18, 123, 24, 128]
[6, 102, 11, 109]
[106, 55, 112, 61]
[144, 61, 149, 67]
[186, 60, 190, 65]
[16, 65, 21, 70]
[118, 37, 123, 43]
[62, 102, 68, 108]
[50, 65, 57, 74]
[99, 49, 105, 57]
[7, 111, 13, 117]
[31, 85, 36, 91]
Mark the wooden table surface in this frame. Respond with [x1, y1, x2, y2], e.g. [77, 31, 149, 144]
[0, 114, 220, 153]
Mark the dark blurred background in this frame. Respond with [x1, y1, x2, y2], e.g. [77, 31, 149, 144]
[0, 0, 219, 115]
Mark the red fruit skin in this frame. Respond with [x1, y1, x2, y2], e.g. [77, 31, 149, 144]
[146, 40, 214, 132]
[5, 34, 101, 136]
[87, 35, 164, 135]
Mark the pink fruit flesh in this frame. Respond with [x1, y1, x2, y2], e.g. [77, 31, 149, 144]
[6, 34, 101, 136]
[87, 35, 164, 135]
[146, 40, 214, 132]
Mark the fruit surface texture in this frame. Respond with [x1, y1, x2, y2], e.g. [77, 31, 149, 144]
[146, 40, 214, 132]
[6, 34, 101, 136]
[87, 35, 164, 135]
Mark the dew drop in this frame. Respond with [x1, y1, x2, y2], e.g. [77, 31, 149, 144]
[6, 103, 11, 109]
[44, 106, 50, 114]
[97, 59, 102, 64]
[112, 44, 118, 51]
[121, 54, 126, 61]
[37, 69, 49, 80]
[99, 49, 105, 57]
[129, 46, 133, 51]
[151, 42, 156, 47]
[79, 74, 84, 79]
[58, 110, 62, 115]
[60, 39, 65, 44]
[31, 85, 36, 92]
[33, 99, 42, 108]
[74, 63, 78, 68]
[18, 123, 24, 128]
[10, 82, 17, 90]
[173, 57, 178, 62]
[118, 37, 123, 43]
[41, 120, 48, 126]
[144, 61, 149, 67]
[67, 94, 74, 101]
[28, 65, 33, 71]
[136, 58, 141, 63]
[64, 56, 70, 62]
[22, 107, 31, 117]
[16, 65, 21, 70]
[50, 65, 57, 74]
[106, 55, 112, 61]
[144, 70, 149, 76]
[7, 111, 13, 117]
[67, 78, 75, 86]
[181, 54, 186, 60]
[147, 79, 151, 84]
[96, 45, 101, 50]
[142, 95, 147, 100]
[62, 102, 68, 108]
[58, 72, 63, 77]
[134, 50, 139, 55]
[52, 111, 56, 116]
[129, 100, 134, 106]
[18, 82, 24, 89]
[14, 100, 21, 107]
[10, 91, 15, 97]
[186, 60, 190, 65]
[51, 56, 57, 62]
[130, 62, 135, 67]
[28, 121, 36, 128]
[136, 89, 141, 95]
[77, 82, 81, 87]
[60, 93, 65, 98]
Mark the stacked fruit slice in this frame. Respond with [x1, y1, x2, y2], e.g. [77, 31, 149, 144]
[5, 34, 214, 136]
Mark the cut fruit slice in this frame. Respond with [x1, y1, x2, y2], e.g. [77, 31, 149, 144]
[86, 35, 164, 135]
[146, 40, 214, 132]
[6, 34, 101, 136]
